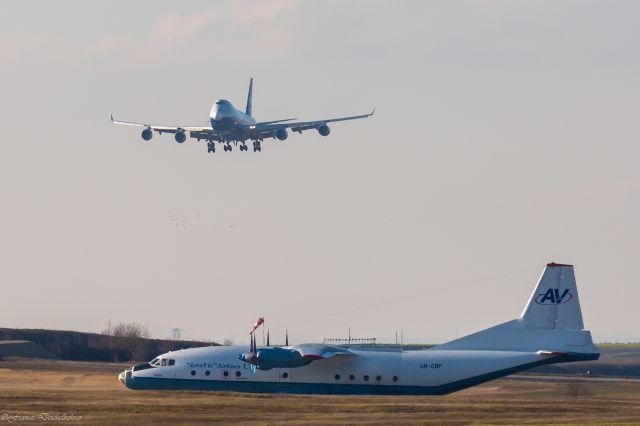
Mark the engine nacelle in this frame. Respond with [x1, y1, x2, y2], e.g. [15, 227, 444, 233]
[175, 131, 186, 144]
[141, 128, 153, 141]
[317, 124, 330, 136]
[239, 347, 309, 371]
[275, 129, 288, 141]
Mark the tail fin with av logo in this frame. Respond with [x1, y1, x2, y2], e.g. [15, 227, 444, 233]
[520, 262, 583, 330]
[436, 263, 599, 357]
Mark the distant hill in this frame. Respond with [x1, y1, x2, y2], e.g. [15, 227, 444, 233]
[0, 328, 217, 362]
[0, 340, 58, 360]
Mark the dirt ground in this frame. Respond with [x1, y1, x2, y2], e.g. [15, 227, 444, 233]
[0, 359, 639, 425]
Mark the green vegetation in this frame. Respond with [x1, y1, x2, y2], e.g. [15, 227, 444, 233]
[597, 342, 640, 349]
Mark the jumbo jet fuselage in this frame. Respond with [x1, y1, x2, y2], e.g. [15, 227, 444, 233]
[209, 99, 255, 136]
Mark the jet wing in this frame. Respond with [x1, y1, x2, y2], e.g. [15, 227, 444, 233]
[252, 109, 375, 138]
[110, 115, 212, 134]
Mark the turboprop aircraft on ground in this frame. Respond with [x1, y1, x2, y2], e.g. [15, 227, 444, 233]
[118, 263, 599, 395]
[111, 78, 373, 154]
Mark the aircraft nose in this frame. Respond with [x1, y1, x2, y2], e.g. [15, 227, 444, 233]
[118, 368, 132, 387]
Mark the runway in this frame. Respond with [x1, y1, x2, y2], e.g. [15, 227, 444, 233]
[1, 359, 639, 425]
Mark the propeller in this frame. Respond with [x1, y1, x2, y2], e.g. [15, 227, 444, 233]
[267, 329, 270, 347]
[285, 330, 289, 346]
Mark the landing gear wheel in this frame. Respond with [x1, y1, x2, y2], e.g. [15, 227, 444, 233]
[207, 142, 215, 153]
[253, 141, 262, 152]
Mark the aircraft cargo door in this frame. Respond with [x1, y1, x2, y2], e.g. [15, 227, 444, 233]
[278, 368, 292, 383]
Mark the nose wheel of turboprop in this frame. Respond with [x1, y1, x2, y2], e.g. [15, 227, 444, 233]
[252, 141, 262, 152]
[207, 141, 216, 154]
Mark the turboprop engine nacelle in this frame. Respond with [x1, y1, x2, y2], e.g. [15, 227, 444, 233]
[175, 131, 186, 143]
[141, 128, 153, 141]
[239, 347, 309, 371]
[317, 124, 330, 136]
[276, 129, 288, 141]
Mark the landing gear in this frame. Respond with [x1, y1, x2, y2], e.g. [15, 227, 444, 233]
[240, 143, 248, 152]
[252, 140, 262, 152]
[207, 141, 215, 153]
[224, 144, 232, 152]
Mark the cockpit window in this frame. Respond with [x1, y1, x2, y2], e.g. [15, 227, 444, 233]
[168, 359, 175, 366]
[215, 99, 228, 105]
[149, 358, 160, 366]
[161, 359, 167, 366]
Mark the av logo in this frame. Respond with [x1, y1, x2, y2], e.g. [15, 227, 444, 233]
[535, 288, 573, 305]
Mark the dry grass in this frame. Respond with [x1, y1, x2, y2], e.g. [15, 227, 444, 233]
[0, 359, 639, 425]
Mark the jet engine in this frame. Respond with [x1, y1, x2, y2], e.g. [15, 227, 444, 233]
[175, 131, 186, 143]
[239, 347, 310, 371]
[141, 128, 153, 141]
[317, 124, 330, 136]
[275, 129, 288, 141]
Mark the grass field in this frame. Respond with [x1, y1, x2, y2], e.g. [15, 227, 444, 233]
[1, 359, 639, 425]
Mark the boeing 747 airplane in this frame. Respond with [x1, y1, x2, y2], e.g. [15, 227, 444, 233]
[118, 263, 599, 395]
[111, 78, 373, 154]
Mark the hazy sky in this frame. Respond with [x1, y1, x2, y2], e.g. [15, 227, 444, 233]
[1, 1, 638, 344]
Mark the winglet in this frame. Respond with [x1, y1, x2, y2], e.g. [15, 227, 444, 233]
[370, 107, 375, 116]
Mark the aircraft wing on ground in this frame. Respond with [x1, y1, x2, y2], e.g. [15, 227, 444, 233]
[291, 344, 354, 360]
[252, 109, 375, 138]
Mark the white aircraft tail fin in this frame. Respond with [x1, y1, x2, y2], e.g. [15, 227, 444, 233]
[520, 262, 584, 330]
[436, 263, 599, 355]
[246, 77, 253, 117]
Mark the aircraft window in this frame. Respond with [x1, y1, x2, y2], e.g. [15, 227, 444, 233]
[205, 370, 210, 376]
[150, 358, 160, 366]
[223, 371, 229, 377]
[235, 371, 241, 377]
[364, 375, 369, 381]
[168, 359, 175, 366]
[282, 372, 289, 379]
[161, 359, 167, 366]
[376, 375, 382, 382]
[349, 374, 355, 381]
[392, 376, 398, 382]
[191, 370, 196, 376]
[334, 374, 340, 380]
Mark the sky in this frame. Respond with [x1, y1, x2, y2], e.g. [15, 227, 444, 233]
[1, 0, 638, 344]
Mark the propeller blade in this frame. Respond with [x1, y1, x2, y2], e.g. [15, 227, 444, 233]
[267, 329, 270, 347]
[285, 330, 289, 346]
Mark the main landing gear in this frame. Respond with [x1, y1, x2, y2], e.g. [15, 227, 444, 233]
[213, 140, 262, 153]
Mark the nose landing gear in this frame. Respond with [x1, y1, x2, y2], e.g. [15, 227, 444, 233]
[252, 140, 262, 152]
[207, 141, 216, 153]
